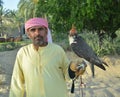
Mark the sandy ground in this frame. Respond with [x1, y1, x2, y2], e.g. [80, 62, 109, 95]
[67, 52, 120, 97]
[0, 48, 120, 97]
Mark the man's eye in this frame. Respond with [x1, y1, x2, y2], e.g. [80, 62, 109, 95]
[30, 28, 36, 32]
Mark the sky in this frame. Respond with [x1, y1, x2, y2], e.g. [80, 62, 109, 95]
[3, 0, 20, 10]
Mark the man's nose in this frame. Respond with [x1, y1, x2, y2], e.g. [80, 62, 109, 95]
[34, 29, 41, 35]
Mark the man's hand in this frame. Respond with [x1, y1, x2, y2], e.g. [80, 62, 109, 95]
[70, 60, 87, 76]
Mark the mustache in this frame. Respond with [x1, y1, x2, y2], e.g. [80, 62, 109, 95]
[34, 35, 44, 40]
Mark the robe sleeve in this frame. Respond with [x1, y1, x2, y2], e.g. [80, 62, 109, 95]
[60, 48, 71, 81]
[9, 49, 25, 97]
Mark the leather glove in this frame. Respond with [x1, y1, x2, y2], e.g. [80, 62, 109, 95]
[70, 60, 87, 76]
[70, 60, 87, 93]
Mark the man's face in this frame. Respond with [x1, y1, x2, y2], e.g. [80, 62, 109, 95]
[27, 26, 48, 46]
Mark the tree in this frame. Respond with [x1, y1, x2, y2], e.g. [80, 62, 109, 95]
[0, 0, 3, 6]
[0, 0, 3, 34]
[9, 10, 24, 34]
[35, 0, 120, 44]
[0, 6, 12, 35]
[18, 0, 38, 22]
[81, 0, 120, 46]
[36, 0, 73, 32]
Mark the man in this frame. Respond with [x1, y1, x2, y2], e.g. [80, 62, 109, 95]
[9, 17, 86, 97]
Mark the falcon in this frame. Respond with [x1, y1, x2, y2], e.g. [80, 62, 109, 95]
[68, 25, 108, 77]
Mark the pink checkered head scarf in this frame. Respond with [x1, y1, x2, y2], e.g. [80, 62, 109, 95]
[25, 17, 53, 43]
[25, 18, 48, 32]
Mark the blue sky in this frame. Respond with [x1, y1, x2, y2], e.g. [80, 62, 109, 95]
[3, 0, 20, 10]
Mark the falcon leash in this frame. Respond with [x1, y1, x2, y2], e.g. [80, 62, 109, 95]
[70, 75, 86, 97]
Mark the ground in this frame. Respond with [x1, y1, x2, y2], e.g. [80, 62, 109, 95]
[0, 48, 120, 97]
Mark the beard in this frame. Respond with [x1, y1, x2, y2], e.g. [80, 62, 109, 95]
[33, 35, 47, 46]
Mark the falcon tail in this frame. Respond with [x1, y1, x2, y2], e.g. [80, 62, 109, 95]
[91, 61, 108, 77]
[102, 61, 109, 67]
[94, 61, 108, 71]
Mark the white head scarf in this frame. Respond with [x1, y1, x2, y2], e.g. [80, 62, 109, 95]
[47, 28, 52, 43]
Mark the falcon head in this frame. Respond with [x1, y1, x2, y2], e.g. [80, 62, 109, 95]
[68, 24, 77, 44]
[69, 24, 77, 36]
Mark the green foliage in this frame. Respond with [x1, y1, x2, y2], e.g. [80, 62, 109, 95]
[79, 30, 120, 56]
[18, 0, 37, 20]
[52, 31, 70, 51]
[1, 0, 120, 56]
[0, 31, 120, 56]
[54, 29, 120, 56]
[0, 42, 17, 51]
[0, 39, 31, 52]
[0, 6, 24, 35]
[113, 30, 120, 54]
[82, 0, 120, 38]
[0, 0, 3, 6]
[35, 0, 120, 41]
[36, 0, 85, 33]
[79, 31, 100, 54]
